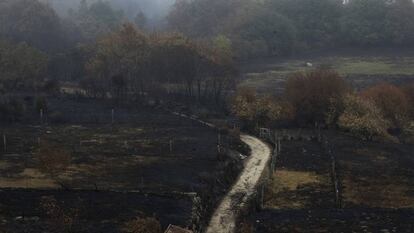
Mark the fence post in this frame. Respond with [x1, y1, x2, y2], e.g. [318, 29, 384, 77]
[278, 138, 281, 153]
[260, 184, 265, 210]
[111, 109, 115, 124]
[40, 108, 43, 124]
[3, 134, 6, 153]
[218, 132, 221, 146]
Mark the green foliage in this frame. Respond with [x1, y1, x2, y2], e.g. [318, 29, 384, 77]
[168, 0, 414, 58]
[70, 0, 124, 41]
[0, 40, 48, 92]
[0, 0, 64, 51]
[268, 0, 342, 49]
[340, 0, 388, 46]
[233, 10, 297, 58]
[384, 0, 414, 45]
[86, 23, 150, 98]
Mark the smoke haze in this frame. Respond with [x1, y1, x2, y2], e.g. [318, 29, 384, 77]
[45, 0, 174, 21]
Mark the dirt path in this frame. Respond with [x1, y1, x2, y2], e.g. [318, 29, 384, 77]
[206, 134, 271, 233]
[167, 110, 271, 232]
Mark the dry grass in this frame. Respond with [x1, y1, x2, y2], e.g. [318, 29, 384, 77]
[341, 147, 414, 208]
[0, 168, 57, 188]
[264, 169, 327, 209]
[343, 177, 414, 208]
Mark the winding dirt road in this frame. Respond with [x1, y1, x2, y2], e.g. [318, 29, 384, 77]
[167, 110, 271, 232]
[206, 134, 271, 233]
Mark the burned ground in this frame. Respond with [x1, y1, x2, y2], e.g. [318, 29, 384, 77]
[0, 189, 193, 233]
[330, 133, 414, 208]
[264, 140, 335, 209]
[251, 132, 414, 233]
[0, 98, 246, 232]
[254, 208, 414, 233]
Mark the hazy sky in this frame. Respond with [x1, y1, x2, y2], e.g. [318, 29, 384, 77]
[46, 0, 175, 20]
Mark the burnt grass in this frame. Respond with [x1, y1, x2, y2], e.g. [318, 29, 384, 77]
[264, 140, 335, 209]
[252, 133, 414, 233]
[0, 97, 247, 232]
[0, 189, 193, 233]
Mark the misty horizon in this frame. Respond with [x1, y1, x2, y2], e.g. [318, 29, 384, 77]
[43, 0, 175, 20]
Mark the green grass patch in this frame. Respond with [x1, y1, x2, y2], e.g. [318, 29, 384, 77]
[240, 56, 414, 92]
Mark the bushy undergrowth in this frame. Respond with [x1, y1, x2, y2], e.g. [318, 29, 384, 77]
[232, 69, 414, 143]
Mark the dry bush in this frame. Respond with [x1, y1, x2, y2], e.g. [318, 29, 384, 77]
[361, 83, 410, 128]
[257, 96, 294, 127]
[239, 221, 254, 233]
[402, 82, 414, 117]
[338, 94, 392, 141]
[231, 87, 258, 122]
[285, 69, 349, 126]
[40, 196, 79, 233]
[122, 217, 162, 233]
[402, 121, 414, 144]
[36, 142, 71, 185]
[232, 87, 294, 128]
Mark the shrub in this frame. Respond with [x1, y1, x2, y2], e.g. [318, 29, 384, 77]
[40, 196, 79, 233]
[285, 69, 349, 126]
[0, 99, 25, 122]
[361, 83, 409, 128]
[402, 121, 414, 144]
[122, 217, 162, 233]
[338, 94, 391, 141]
[232, 88, 294, 129]
[49, 111, 67, 124]
[402, 82, 414, 117]
[36, 142, 71, 186]
[231, 87, 258, 122]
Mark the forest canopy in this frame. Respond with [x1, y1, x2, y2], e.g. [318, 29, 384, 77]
[168, 0, 414, 59]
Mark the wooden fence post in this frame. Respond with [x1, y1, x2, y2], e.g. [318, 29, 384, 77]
[3, 134, 6, 152]
[111, 109, 115, 124]
[40, 108, 43, 124]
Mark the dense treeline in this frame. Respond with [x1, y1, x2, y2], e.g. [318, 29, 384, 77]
[1, 0, 414, 129]
[168, 0, 414, 59]
[0, 0, 236, 123]
[83, 23, 235, 104]
[232, 70, 414, 143]
[0, 0, 126, 81]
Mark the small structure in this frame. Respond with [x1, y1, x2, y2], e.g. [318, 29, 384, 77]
[164, 225, 193, 233]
